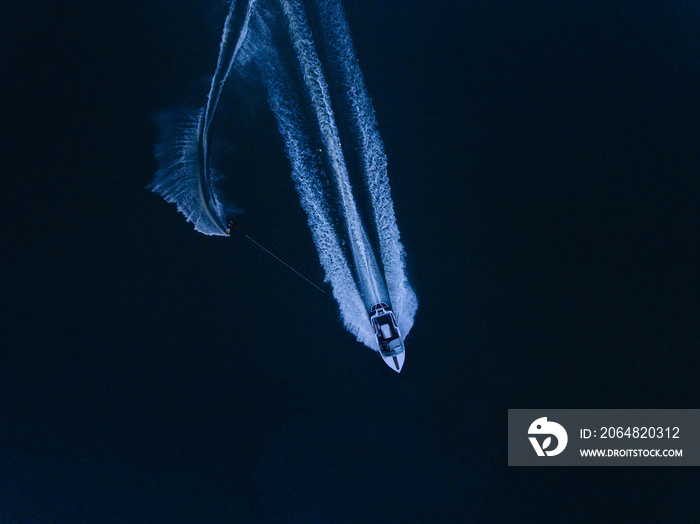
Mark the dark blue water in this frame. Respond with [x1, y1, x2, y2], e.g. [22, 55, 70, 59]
[2, 0, 698, 521]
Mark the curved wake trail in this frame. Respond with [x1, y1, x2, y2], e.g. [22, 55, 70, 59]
[150, 0, 256, 236]
[200, 0, 257, 219]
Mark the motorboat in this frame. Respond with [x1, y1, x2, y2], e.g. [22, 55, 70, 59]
[370, 303, 405, 372]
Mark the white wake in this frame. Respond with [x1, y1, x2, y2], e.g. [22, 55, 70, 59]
[151, 0, 417, 350]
